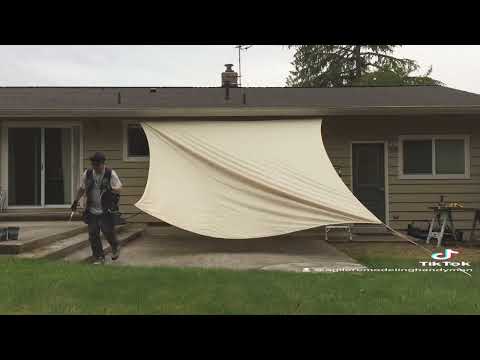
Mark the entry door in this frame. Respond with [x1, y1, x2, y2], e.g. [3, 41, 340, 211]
[352, 143, 386, 222]
[7, 126, 79, 207]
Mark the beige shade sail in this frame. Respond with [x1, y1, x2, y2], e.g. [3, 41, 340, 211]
[135, 119, 381, 239]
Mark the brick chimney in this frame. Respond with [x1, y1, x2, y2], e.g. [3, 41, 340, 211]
[221, 64, 238, 88]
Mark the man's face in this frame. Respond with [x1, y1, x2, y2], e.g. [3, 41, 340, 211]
[92, 161, 105, 173]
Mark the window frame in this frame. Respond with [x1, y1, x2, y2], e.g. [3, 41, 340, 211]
[398, 134, 470, 180]
[123, 120, 150, 162]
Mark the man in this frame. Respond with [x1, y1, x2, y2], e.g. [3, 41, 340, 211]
[71, 152, 123, 265]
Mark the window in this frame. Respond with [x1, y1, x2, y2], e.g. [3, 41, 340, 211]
[399, 135, 470, 179]
[403, 140, 432, 175]
[123, 122, 149, 161]
[435, 139, 465, 174]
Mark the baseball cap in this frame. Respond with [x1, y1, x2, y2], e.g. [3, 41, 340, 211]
[89, 152, 106, 163]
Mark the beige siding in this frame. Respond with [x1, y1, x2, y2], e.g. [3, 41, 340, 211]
[83, 116, 480, 229]
[5, 116, 480, 232]
[323, 115, 480, 234]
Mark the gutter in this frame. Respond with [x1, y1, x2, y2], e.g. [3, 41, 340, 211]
[1, 105, 480, 117]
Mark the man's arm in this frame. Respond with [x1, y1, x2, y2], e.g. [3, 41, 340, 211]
[70, 187, 85, 211]
[110, 170, 122, 194]
[71, 171, 87, 211]
[74, 188, 86, 202]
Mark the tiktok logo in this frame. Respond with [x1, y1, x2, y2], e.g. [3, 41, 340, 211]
[431, 249, 460, 260]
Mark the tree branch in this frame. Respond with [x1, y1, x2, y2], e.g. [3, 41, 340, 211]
[360, 52, 414, 64]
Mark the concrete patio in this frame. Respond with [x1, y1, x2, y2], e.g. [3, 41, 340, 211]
[0, 221, 412, 272]
[110, 226, 401, 272]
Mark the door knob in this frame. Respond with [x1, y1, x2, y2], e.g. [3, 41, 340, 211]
[379, 187, 385, 191]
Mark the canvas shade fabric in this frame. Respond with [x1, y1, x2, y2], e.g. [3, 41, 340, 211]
[135, 119, 381, 239]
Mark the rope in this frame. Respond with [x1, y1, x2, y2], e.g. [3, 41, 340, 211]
[2, 207, 461, 250]
[121, 211, 144, 220]
[384, 224, 434, 256]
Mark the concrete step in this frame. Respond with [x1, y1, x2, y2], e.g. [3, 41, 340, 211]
[0, 223, 88, 254]
[62, 225, 145, 263]
[17, 232, 92, 260]
[18, 224, 143, 260]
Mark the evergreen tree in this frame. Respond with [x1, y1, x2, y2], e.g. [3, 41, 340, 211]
[286, 45, 441, 87]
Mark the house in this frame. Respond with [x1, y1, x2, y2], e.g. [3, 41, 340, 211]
[2, 81, 480, 236]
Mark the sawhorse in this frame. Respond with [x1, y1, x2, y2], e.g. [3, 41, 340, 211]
[426, 207, 457, 247]
[469, 210, 480, 242]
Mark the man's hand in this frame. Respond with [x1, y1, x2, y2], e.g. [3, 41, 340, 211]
[111, 185, 122, 194]
[70, 200, 79, 212]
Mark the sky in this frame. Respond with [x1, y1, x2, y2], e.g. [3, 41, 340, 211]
[0, 45, 479, 93]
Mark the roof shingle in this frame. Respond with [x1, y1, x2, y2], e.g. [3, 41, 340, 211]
[0, 86, 479, 109]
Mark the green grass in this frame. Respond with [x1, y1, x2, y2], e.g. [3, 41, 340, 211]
[1, 243, 479, 314]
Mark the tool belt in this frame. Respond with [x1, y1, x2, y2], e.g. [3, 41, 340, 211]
[82, 208, 126, 226]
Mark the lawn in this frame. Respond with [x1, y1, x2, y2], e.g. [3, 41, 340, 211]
[0, 243, 479, 314]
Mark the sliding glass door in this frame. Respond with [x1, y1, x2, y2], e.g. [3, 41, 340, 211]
[7, 125, 80, 208]
[44, 128, 72, 205]
[8, 128, 42, 206]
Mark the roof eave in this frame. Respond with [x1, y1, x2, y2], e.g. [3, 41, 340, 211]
[1, 105, 480, 117]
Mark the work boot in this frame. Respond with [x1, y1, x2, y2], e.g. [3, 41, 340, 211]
[93, 257, 105, 265]
[111, 246, 121, 261]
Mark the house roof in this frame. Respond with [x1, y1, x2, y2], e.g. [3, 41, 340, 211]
[1, 85, 480, 117]
[0, 85, 479, 107]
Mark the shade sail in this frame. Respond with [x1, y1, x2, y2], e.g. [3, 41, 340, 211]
[135, 119, 381, 239]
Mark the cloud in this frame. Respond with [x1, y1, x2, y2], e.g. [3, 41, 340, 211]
[0, 45, 293, 87]
[394, 45, 480, 93]
[0, 45, 478, 93]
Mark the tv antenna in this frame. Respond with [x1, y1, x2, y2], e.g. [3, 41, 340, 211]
[235, 45, 253, 87]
